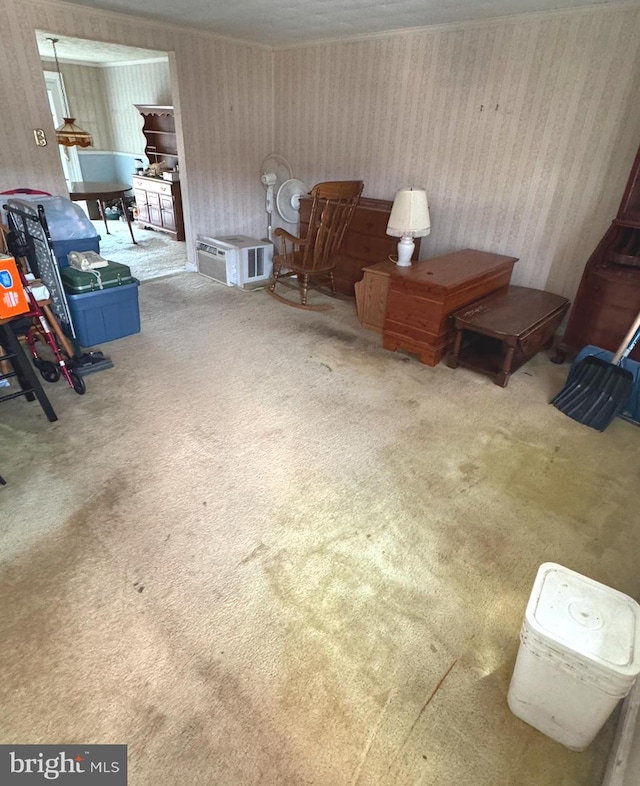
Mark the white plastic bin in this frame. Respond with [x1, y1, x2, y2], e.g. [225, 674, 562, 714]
[508, 563, 640, 750]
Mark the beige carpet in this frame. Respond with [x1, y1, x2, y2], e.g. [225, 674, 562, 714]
[1, 272, 639, 785]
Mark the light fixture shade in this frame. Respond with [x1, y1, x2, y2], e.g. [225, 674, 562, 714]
[387, 188, 431, 237]
[56, 118, 93, 148]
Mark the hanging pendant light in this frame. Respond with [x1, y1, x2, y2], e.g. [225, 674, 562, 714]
[47, 37, 93, 148]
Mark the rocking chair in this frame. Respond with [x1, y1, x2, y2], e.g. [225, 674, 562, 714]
[268, 180, 364, 310]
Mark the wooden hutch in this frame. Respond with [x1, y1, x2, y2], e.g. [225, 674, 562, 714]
[132, 105, 185, 241]
[557, 144, 640, 361]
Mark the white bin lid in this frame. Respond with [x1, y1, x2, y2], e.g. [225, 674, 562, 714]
[525, 563, 640, 679]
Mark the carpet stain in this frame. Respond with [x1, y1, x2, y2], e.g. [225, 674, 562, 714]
[298, 322, 360, 345]
[239, 542, 269, 565]
[477, 433, 600, 516]
[387, 658, 459, 775]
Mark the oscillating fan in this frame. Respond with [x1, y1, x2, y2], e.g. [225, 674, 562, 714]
[276, 178, 308, 224]
[260, 154, 292, 240]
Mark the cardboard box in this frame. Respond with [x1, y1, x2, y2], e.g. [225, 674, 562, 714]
[0, 255, 30, 319]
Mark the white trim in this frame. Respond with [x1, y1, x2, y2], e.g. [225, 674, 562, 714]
[602, 681, 640, 786]
[76, 150, 144, 158]
[98, 57, 169, 67]
[41, 54, 168, 68]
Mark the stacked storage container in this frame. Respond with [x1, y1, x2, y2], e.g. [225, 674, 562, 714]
[61, 262, 140, 347]
[9, 195, 141, 347]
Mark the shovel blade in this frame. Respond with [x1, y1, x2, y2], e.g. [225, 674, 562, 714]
[551, 356, 633, 431]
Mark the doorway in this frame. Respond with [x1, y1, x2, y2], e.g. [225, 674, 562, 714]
[36, 31, 187, 280]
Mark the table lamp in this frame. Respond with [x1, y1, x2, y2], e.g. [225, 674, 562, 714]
[386, 188, 430, 267]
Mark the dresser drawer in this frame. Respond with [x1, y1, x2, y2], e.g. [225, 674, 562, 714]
[347, 205, 392, 237]
[132, 176, 173, 196]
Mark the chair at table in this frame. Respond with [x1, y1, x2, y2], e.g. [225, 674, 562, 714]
[268, 180, 363, 310]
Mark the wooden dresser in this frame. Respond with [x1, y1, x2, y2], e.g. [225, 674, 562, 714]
[298, 196, 420, 296]
[132, 175, 185, 241]
[383, 249, 518, 366]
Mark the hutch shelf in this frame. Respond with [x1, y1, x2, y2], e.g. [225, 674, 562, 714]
[133, 105, 184, 241]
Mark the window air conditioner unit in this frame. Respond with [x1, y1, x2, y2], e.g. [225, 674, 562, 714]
[195, 235, 273, 289]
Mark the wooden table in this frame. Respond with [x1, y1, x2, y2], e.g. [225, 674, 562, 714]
[383, 249, 518, 366]
[68, 181, 136, 244]
[447, 285, 570, 386]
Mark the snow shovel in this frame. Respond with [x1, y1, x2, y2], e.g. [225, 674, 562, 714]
[551, 312, 640, 431]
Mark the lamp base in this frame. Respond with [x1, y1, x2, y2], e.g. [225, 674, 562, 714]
[396, 236, 415, 267]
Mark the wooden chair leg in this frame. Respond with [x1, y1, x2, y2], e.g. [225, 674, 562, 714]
[268, 261, 281, 293]
[328, 271, 336, 295]
[300, 274, 309, 306]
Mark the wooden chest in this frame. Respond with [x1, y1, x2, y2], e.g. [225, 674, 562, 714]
[298, 196, 420, 296]
[383, 249, 518, 366]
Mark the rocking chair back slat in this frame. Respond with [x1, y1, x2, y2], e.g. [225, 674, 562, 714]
[269, 180, 363, 310]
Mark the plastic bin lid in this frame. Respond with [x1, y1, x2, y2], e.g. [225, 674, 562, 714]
[525, 563, 640, 677]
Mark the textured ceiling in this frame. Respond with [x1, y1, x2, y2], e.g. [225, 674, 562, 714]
[46, 0, 623, 48]
[36, 30, 168, 64]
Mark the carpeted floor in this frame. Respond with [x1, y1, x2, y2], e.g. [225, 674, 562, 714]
[1, 273, 639, 785]
[93, 218, 187, 280]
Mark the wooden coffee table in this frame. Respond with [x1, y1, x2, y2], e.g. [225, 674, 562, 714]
[447, 285, 570, 387]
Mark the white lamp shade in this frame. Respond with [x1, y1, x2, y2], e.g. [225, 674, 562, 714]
[386, 188, 431, 237]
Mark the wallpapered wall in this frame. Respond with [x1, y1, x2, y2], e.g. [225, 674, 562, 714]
[274, 5, 640, 298]
[103, 61, 171, 155]
[1, 0, 274, 266]
[1, 0, 639, 293]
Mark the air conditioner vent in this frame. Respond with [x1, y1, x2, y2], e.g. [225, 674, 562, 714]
[196, 235, 273, 289]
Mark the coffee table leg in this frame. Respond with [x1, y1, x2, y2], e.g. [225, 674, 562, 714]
[495, 341, 516, 387]
[447, 328, 462, 369]
[119, 197, 137, 244]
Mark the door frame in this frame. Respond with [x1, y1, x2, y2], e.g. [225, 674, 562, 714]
[43, 70, 83, 183]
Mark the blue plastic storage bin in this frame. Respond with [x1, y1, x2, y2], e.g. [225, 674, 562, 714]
[52, 236, 101, 269]
[66, 279, 141, 347]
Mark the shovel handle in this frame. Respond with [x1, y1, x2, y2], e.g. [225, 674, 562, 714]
[613, 312, 640, 364]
